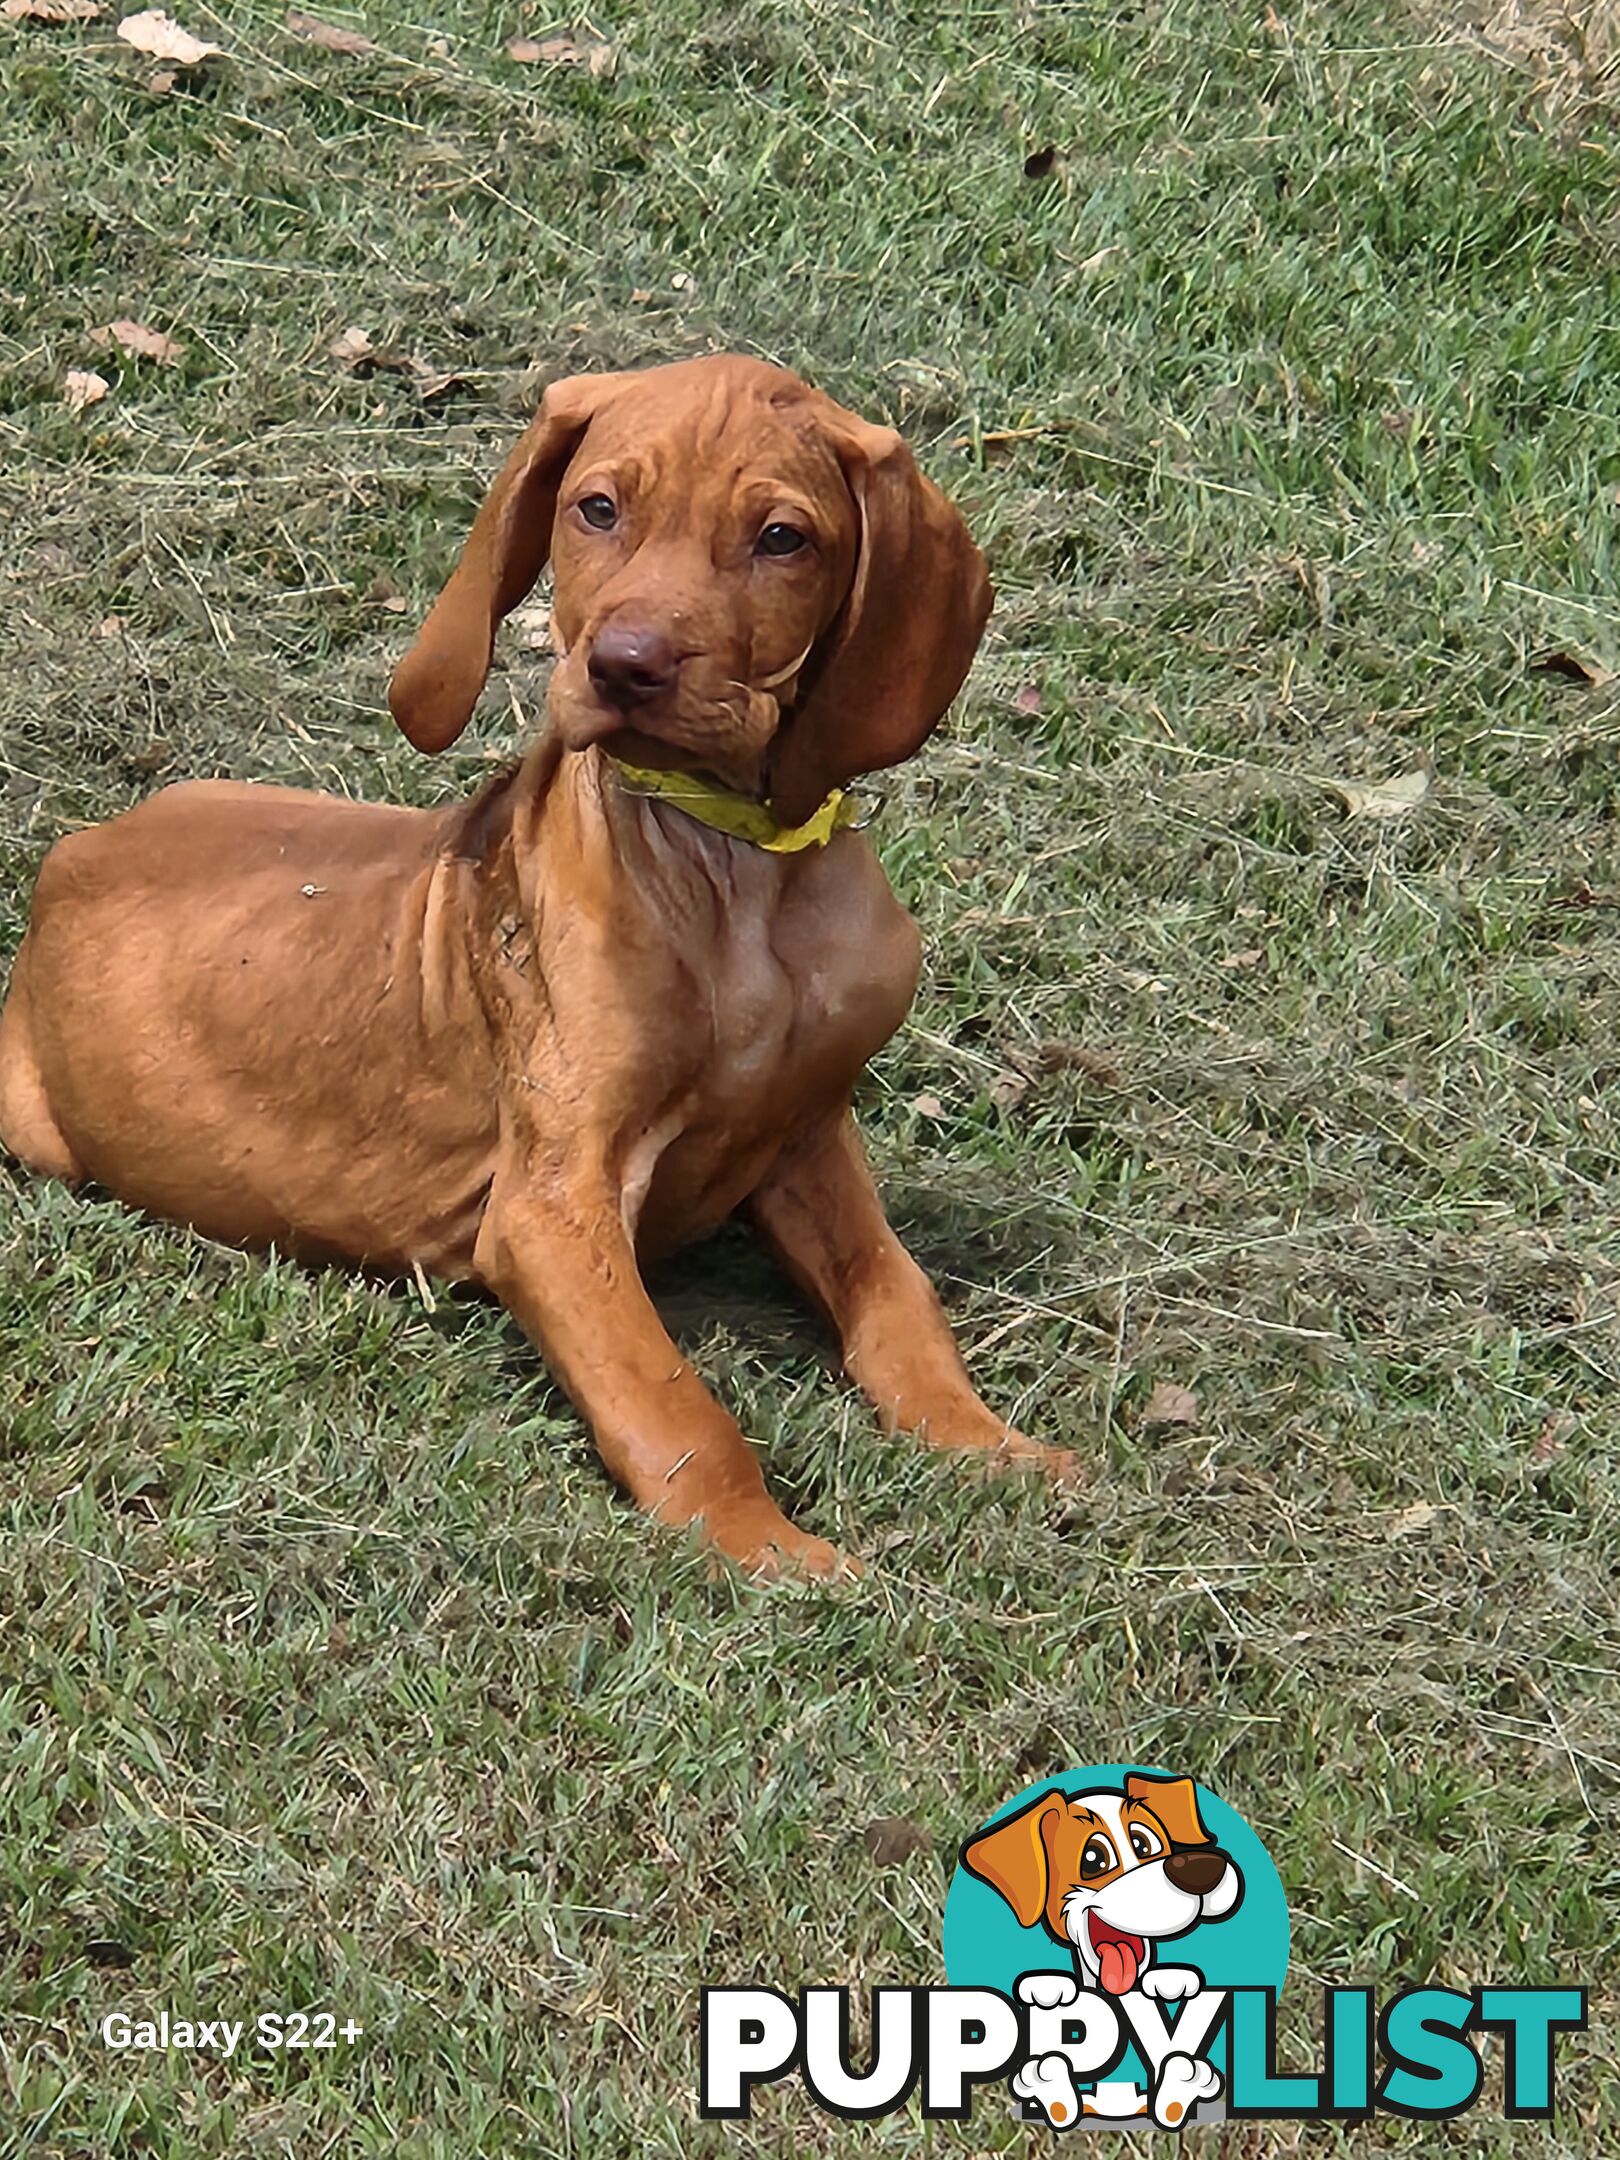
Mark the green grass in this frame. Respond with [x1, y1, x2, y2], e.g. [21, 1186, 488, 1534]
[3, 0, 1619, 2151]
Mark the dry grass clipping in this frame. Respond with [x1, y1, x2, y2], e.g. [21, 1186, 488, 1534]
[1418, 1, 1620, 126]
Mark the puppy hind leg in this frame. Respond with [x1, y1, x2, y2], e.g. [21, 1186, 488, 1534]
[0, 955, 85, 1182]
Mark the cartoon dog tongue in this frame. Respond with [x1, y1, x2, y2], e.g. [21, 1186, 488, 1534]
[1091, 1921, 1144, 1995]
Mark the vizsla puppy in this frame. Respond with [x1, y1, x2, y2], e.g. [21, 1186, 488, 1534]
[0, 354, 1074, 1574]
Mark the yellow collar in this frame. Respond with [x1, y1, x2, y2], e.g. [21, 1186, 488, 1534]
[607, 757, 858, 853]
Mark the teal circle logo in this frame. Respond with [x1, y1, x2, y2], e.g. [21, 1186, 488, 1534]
[943, 1765, 1288, 2127]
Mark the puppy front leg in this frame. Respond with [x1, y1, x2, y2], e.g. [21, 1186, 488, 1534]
[475, 1167, 850, 1577]
[748, 1112, 1078, 1482]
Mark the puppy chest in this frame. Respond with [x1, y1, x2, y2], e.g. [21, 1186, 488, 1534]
[621, 934, 909, 1251]
[684, 918, 911, 1109]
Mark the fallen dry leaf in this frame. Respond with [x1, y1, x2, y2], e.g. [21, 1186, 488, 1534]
[1331, 768, 1431, 821]
[3, 0, 102, 20]
[89, 318, 185, 365]
[1558, 877, 1619, 910]
[95, 615, 125, 638]
[329, 324, 380, 367]
[1531, 1409, 1575, 1464]
[63, 369, 109, 411]
[1013, 682, 1042, 716]
[863, 1816, 929, 1867]
[988, 1069, 1030, 1111]
[505, 31, 615, 75]
[1142, 1381, 1200, 1427]
[116, 8, 221, 64]
[1530, 647, 1614, 689]
[365, 574, 407, 613]
[1220, 946, 1264, 970]
[410, 365, 465, 400]
[329, 326, 462, 398]
[286, 9, 376, 55]
[1384, 1501, 1438, 1540]
[1030, 1038, 1123, 1087]
[910, 1092, 945, 1120]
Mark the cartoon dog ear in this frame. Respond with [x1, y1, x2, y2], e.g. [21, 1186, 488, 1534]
[389, 371, 629, 753]
[765, 409, 992, 825]
[1126, 1774, 1214, 1849]
[960, 1791, 1064, 1929]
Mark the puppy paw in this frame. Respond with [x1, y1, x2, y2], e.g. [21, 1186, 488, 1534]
[691, 1498, 862, 1581]
[996, 1431, 1085, 1487]
[1139, 1965, 1202, 2003]
[1012, 2052, 1081, 2129]
[1152, 2051, 1221, 2129]
[939, 1421, 1084, 1487]
[1017, 1971, 1081, 2011]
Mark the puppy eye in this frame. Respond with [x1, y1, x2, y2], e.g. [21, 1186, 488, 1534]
[757, 521, 809, 558]
[1080, 1836, 1116, 1879]
[1129, 1827, 1161, 1861]
[577, 494, 618, 531]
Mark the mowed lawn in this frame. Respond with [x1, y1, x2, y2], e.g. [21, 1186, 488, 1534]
[2, 1, 1618, 2152]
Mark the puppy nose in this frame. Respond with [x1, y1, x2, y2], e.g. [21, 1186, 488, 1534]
[1164, 1849, 1226, 1897]
[587, 622, 678, 707]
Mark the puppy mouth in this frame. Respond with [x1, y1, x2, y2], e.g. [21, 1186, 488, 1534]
[1087, 1913, 1148, 1995]
[549, 656, 784, 789]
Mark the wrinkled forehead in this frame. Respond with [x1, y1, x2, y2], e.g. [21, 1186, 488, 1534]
[571, 367, 853, 512]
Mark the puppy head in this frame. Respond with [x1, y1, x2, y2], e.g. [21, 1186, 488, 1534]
[961, 1778, 1242, 1996]
[388, 354, 990, 814]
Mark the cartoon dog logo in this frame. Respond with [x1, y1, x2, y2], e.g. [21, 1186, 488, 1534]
[961, 1772, 1244, 2128]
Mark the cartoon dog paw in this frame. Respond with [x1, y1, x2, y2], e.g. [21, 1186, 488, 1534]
[1017, 1971, 1081, 2011]
[1139, 1965, 1202, 2003]
[1152, 2051, 1222, 2129]
[1012, 2051, 1082, 2129]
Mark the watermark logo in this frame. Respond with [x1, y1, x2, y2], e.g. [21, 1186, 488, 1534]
[946, 1765, 1279, 2126]
[950, 1771, 1278, 2125]
[701, 1762, 1585, 2129]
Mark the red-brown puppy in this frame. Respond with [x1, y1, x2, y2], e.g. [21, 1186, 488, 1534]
[0, 354, 1075, 1574]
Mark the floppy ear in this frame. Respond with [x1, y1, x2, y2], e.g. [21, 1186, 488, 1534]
[1126, 1774, 1213, 1849]
[766, 414, 992, 823]
[960, 1790, 1062, 1930]
[389, 371, 627, 752]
